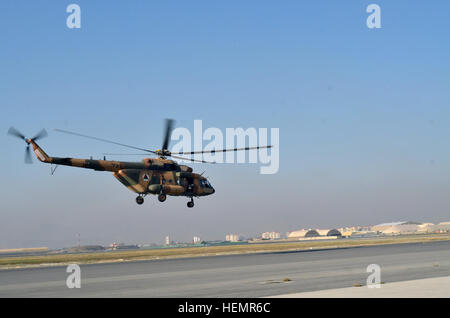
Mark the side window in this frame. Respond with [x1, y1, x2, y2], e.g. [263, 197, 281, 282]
[151, 175, 160, 184]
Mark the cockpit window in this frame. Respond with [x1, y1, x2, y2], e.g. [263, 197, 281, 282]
[200, 179, 212, 188]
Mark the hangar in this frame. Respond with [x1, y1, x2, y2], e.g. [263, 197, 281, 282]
[326, 229, 342, 237]
[287, 228, 342, 239]
[371, 221, 422, 234]
[317, 229, 342, 237]
[305, 230, 320, 237]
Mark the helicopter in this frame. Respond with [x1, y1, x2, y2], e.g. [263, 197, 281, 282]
[7, 120, 271, 208]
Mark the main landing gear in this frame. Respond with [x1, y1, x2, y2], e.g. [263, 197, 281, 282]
[136, 194, 194, 207]
[136, 195, 144, 205]
[158, 193, 167, 202]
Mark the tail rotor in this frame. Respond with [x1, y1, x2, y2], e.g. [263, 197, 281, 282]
[7, 127, 48, 164]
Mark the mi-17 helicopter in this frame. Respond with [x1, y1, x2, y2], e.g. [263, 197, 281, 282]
[7, 120, 271, 208]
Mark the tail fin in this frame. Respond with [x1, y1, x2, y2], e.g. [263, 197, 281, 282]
[29, 140, 51, 163]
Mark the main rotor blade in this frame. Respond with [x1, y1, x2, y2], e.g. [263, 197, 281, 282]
[32, 128, 48, 141]
[102, 153, 150, 156]
[24, 145, 33, 164]
[170, 154, 216, 164]
[102, 152, 216, 163]
[162, 119, 174, 151]
[7, 127, 26, 140]
[171, 145, 272, 155]
[54, 129, 157, 154]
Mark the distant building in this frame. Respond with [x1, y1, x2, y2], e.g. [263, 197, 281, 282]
[287, 229, 308, 238]
[433, 222, 450, 233]
[193, 236, 202, 244]
[418, 223, 435, 233]
[317, 229, 342, 237]
[108, 243, 137, 251]
[165, 236, 170, 245]
[225, 234, 242, 242]
[304, 230, 320, 237]
[338, 226, 371, 233]
[346, 231, 377, 238]
[261, 232, 281, 240]
[371, 221, 422, 234]
[287, 228, 341, 239]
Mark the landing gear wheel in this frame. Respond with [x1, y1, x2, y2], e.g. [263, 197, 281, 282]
[158, 193, 166, 202]
[136, 196, 144, 205]
[187, 200, 194, 208]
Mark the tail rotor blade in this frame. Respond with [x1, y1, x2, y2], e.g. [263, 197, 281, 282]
[8, 127, 47, 164]
[24, 145, 33, 164]
[7, 127, 26, 140]
[162, 119, 174, 151]
[32, 128, 48, 141]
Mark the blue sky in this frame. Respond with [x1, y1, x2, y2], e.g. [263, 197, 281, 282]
[1, 1, 449, 248]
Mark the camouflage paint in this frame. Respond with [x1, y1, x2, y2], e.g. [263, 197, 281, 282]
[29, 139, 215, 198]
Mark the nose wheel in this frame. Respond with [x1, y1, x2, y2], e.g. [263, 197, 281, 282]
[136, 196, 144, 205]
[187, 198, 194, 208]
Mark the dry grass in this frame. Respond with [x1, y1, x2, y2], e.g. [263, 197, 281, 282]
[1, 234, 449, 269]
[0, 247, 49, 254]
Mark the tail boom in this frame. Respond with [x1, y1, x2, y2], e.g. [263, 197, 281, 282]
[29, 140, 145, 172]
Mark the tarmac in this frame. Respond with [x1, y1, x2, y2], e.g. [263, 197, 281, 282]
[0, 240, 449, 297]
[270, 275, 450, 297]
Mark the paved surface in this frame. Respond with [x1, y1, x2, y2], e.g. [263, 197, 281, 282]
[271, 275, 450, 298]
[1, 241, 450, 297]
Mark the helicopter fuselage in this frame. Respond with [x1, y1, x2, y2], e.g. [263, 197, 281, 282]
[8, 120, 269, 208]
[30, 140, 215, 200]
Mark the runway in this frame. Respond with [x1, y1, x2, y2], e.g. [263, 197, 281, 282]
[1, 240, 450, 297]
[271, 276, 450, 297]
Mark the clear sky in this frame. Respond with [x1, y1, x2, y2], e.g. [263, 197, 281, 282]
[1, 1, 449, 248]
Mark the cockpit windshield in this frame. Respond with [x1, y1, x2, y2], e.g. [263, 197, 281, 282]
[200, 179, 212, 188]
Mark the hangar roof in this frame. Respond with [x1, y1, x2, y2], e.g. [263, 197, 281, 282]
[373, 221, 421, 227]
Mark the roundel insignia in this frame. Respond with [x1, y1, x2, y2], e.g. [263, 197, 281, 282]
[143, 174, 149, 182]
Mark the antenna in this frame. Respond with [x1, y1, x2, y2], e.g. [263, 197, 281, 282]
[50, 164, 58, 175]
